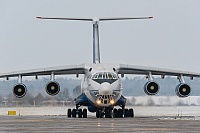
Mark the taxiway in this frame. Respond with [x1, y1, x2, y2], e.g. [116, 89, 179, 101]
[0, 115, 200, 133]
[0, 106, 200, 132]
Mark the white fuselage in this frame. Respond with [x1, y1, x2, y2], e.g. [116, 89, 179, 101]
[81, 64, 123, 107]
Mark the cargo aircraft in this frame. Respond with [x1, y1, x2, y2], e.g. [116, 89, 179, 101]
[0, 16, 199, 118]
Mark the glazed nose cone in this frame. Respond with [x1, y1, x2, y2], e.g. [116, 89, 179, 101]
[99, 82, 113, 95]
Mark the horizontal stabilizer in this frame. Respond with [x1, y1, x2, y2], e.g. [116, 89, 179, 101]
[36, 16, 153, 22]
[36, 17, 93, 21]
[100, 17, 153, 21]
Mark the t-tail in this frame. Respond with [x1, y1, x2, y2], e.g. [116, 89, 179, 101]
[36, 16, 153, 64]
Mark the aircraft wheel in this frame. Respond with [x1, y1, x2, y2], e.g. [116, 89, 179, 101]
[105, 109, 112, 118]
[124, 109, 130, 117]
[72, 109, 77, 118]
[96, 110, 100, 118]
[78, 109, 83, 118]
[100, 111, 103, 118]
[113, 108, 118, 118]
[96, 110, 103, 118]
[118, 109, 123, 118]
[96, 110, 101, 118]
[129, 108, 134, 118]
[83, 109, 87, 118]
[67, 109, 72, 118]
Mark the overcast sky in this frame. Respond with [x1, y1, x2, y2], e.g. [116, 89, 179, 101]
[0, 0, 200, 73]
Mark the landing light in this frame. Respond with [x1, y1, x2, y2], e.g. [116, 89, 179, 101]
[96, 100, 101, 105]
[110, 99, 115, 105]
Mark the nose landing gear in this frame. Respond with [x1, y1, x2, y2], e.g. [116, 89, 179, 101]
[96, 109, 113, 118]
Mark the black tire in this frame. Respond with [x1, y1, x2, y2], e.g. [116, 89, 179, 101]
[96, 110, 100, 118]
[78, 109, 82, 118]
[83, 109, 87, 118]
[129, 108, 134, 117]
[72, 109, 76, 118]
[67, 109, 71, 118]
[118, 109, 123, 118]
[113, 108, 118, 118]
[96, 110, 103, 118]
[124, 109, 129, 117]
[105, 109, 112, 118]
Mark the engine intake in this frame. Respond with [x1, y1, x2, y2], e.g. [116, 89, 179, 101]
[46, 81, 60, 96]
[144, 81, 159, 95]
[175, 83, 191, 97]
[13, 83, 27, 98]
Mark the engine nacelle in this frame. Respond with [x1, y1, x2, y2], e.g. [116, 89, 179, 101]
[175, 83, 191, 97]
[13, 83, 27, 98]
[46, 81, 60, 96]
[144, 81, 159, 95]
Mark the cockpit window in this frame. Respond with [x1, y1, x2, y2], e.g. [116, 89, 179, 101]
[98, 73, 103, 79]
[108, 73, 113, 79]
[91, 72, 118, 84]
[92, 72, 118, 80]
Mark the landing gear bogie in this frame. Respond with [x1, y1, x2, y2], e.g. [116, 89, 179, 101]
[67, 108, 87, 118]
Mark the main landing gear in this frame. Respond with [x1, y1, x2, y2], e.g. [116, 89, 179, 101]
[67, 108, 87, 118]
[67, 107, 134, 118]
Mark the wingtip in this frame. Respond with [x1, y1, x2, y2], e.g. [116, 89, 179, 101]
[36, 16, 41, 19]
[149, 16, 153, 19]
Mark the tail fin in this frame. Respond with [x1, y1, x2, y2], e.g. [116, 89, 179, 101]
[36, 16, 153, 64]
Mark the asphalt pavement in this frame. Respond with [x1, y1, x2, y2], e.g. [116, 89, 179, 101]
[0, 115, 200, 133]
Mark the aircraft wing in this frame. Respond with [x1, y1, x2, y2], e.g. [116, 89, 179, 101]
[0, 64, 86, 78]
[118, 64, 200, 78]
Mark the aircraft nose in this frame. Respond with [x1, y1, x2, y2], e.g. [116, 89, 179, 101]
[99, 82, 113, 95]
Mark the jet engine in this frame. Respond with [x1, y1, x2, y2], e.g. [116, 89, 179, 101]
[144, 81, 159, 95]
[175, 83, 191, 97]
[13, 83, 27, 98]
[46, 81, 60, 96]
